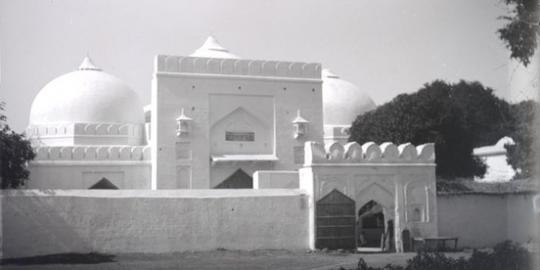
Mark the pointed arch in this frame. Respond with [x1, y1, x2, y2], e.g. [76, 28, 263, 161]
[214, 169, 253, 189]
[89, 178, 119, 189]
[316, 189, 356, 250]
[355, 182, 395, 214]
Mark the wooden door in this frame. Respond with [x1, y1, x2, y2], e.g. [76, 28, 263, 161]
[316, 189, 356, 250]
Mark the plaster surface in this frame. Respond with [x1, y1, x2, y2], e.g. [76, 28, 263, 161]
[437, 193, 537, 248]
[1, 189, 309, 258]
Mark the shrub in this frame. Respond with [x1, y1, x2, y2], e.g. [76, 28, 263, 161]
[344, 241, 530, 270]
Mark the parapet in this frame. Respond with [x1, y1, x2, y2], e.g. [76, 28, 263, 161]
[27, 123, 144, 146]
[33, 145, 151, 162]
[154, 55, 321, 79]
[304, 141, 435, 165]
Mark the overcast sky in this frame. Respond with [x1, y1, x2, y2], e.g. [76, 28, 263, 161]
[0, 0, 537, 132]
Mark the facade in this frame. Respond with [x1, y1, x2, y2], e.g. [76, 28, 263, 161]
[26, 36, 377, 190]
[23, 36, 438, 252]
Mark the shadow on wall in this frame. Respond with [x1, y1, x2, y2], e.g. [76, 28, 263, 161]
[1, 253, 115, 265]
[2, 191, 95, 258]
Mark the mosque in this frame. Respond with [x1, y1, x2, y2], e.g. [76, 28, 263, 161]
[26, 36, 377, 190]
[6, 36, 534, 257]
[22, 37, 443, 252]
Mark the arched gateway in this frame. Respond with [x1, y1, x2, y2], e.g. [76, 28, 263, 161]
[300, 141, 438, 252]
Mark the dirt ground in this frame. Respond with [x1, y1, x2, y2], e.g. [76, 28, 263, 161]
[1, 250, 472, 270]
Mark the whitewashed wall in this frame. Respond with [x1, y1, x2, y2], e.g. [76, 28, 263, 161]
[152, 55, 323, 189]
[1, 189, 309, 259]
[253, 171, 299, 189]
[437, 193, 538, 248]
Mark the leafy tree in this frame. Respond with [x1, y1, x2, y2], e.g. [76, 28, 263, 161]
[349, 80, 512, 179]
[504, 100, 539, 178]
[498, 0, 540, 66]
[0, 102, 35, 189]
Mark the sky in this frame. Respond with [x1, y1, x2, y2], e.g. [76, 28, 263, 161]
[0, 0, 538, 132]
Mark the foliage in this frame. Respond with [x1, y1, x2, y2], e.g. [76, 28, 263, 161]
[0, 102, 35, 189]
[498, 0, 540, 66]
[349, 80, 511, 178]
[340, 241, 530, 270]
[505, 100, 539, 179]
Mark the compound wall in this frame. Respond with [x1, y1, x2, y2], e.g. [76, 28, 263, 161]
[1, 189, 309, 258]
[437, 193, 538, 248]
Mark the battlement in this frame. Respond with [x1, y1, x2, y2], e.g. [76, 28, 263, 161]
[33, 145, 151, 162]
[304, 141, 435, 165]
[155, 55, 321, 79]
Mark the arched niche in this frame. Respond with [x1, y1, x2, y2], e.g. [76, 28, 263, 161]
[405, 181, 429, 223]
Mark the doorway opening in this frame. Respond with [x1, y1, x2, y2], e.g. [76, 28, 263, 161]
[357, 200, 385, 249]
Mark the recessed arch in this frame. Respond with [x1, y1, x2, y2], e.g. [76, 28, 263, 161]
[214, 169, 253, 189]
[355, 182, 395, 214]
[89, 178, 119, 189]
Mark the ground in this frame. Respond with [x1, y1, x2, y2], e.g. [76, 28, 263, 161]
[1, 250, 472, 270]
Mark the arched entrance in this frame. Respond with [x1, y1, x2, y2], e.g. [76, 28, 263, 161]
[357, 200, 385, 248]
[315, 189, 356, 250]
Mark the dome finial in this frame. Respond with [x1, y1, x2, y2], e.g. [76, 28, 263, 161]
[322, 69, 340, 79]
[79, 55, 102, 71]
[190, 35, 241, 59]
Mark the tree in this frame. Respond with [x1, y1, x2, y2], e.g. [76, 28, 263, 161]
[504, 100, 539, 179]
[498, 0, 540, 66]
[349, 80, 512, 179]
[0, 102, 35, 189]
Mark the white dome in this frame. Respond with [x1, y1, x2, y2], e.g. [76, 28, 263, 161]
[29, 57, 144, 125]
[190, 36, 240, 59]
[322, 69, 376, 126]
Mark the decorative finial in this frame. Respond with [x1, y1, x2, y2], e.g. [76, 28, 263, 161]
[322, 69, 340, 79]
[176, 108, 192, 121]
[292, 109, 309, 124]
[79, 56, 102, 71]
[190, 36, 241, 59]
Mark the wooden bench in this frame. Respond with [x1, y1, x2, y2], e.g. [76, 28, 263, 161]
[412, 236, 458, 251]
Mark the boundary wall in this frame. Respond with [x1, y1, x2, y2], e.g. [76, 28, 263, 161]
[1, 189, 309, 258]
[437, 193, 538, 248]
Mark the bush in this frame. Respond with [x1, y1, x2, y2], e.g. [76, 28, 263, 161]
[344, 241, 530, 270]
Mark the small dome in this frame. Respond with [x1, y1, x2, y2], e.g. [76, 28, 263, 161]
[322, 69, 376, 126]
[190, 36, 240, 59]
[29, 57, 144, 125]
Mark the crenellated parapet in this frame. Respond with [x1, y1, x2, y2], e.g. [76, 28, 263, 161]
[155, 55, 321, 79]
[27, 123, 144, 146]
[33, 145, 151, 161]
[304, 141, 435, 165]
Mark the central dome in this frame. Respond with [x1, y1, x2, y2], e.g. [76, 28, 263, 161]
[322, 69, 376, 126]
[29, 57, 144, 125]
